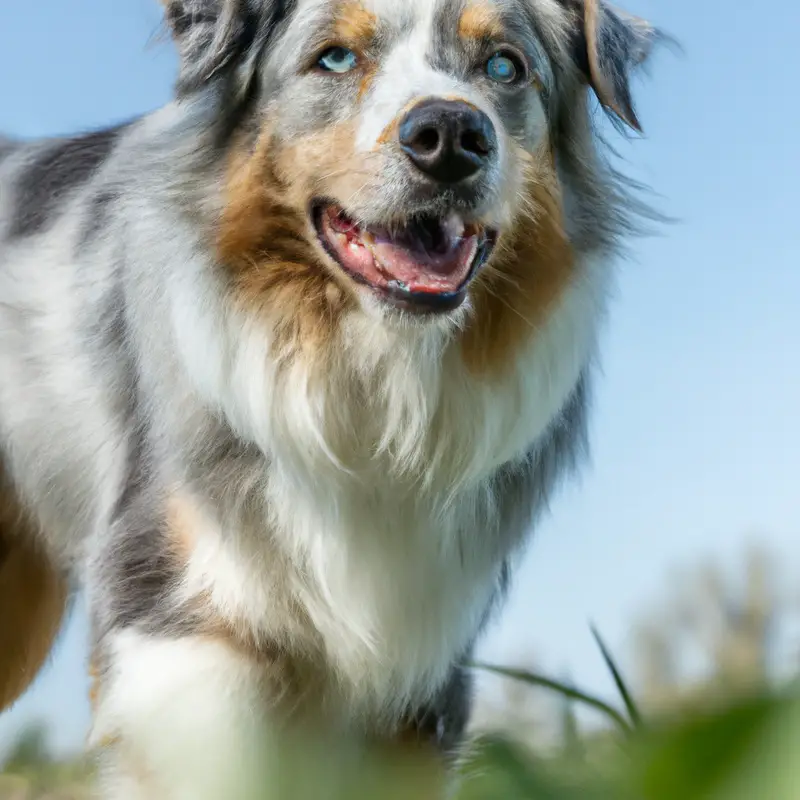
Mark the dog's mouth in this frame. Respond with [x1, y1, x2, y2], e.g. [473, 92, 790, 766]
[312, 202, 497, 312]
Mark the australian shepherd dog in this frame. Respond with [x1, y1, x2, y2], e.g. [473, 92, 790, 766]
[0, 0, 661, 796]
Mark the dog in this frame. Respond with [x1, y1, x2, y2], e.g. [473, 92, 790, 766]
[0, 0, 661, 796]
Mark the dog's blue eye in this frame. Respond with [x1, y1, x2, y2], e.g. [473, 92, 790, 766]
[318, 47, 358, 74]
[486, 53, 519, 84]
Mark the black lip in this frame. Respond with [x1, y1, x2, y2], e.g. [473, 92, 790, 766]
[310, 201, 497, 315]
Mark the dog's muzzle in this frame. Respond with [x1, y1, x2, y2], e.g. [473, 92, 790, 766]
[398, 99, 498, 185]
[312, 99, 501, 314]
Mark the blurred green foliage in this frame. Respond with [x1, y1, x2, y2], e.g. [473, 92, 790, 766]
[459, 673, 800, 799]
[3, 665, 798, 799]
[2, 546, 796, 798]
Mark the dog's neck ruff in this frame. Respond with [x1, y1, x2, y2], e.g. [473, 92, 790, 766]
[169, 231, 606, 723]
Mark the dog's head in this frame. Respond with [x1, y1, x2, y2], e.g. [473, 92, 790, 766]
[163, 0, 657, 344]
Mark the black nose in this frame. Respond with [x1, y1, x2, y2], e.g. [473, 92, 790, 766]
[398, 99, 497, 184]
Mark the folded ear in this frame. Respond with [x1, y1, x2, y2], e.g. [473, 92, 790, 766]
[574, 0, 657, 131]
[161, 0, 267, 94]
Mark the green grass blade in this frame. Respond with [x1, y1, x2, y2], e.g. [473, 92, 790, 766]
[590, 624, 644, 730]
[469, 662, 633, 735]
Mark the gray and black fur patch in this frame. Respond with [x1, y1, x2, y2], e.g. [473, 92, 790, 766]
[0, 137, 15, 164]
[92, 465, 204, 643]
[89, 369, 202, 642]
[165, 0, 296, 96]
[406, 662, 475, 759]
[76, 188, 120, 252]
[8, 123, 129, 240]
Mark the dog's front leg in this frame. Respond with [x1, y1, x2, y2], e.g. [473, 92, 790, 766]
[88, 627, 464, 799]
[89, 631, 284, 800]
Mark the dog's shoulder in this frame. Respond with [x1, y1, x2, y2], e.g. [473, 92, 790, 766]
[0, 122, 133, 243]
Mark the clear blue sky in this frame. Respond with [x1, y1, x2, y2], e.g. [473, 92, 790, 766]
[1, 0, 798, 757]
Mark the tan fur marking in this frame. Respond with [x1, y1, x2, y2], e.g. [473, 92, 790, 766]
[0, 469, 68, 711]
[461, 146, 575, 378]
[583, 0, 642, 131]
[325, 282, 344, 307]
[166, 493, 288, 657]
[333, 1, 378, 46]
[88, 656, 120, 750]
[217, 125, 371, 359]
[377, 97, 437, 146]
[217, 133, 343, 357]
[358, 67, 378, 102]
[165, 492, 204, 558]
[164, 492, 329, 718]
[377, 117, 400, 146]
[88, 658, 101, 712]
[458, 2, 504, 41]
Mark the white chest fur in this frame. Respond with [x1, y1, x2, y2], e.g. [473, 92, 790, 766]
[174, 251, 607, 725]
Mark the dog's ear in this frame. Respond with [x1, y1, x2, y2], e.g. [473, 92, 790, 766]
[161, 0, 271, 94]
[571, 0, 657, 131]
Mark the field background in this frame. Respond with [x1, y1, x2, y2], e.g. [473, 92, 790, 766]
[4, 545, 800, 798]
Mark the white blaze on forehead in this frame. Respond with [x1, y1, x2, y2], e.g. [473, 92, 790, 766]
[356, 0, 491, 151]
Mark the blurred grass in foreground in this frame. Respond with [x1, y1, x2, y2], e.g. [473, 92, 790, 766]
[3, 631, 799, 799]
[463, 630, 800, 800]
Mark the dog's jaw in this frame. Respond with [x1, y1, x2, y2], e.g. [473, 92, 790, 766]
[311, 201, 499, 315]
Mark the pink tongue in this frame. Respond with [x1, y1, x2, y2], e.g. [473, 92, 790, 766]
[370, 236, 477, 292]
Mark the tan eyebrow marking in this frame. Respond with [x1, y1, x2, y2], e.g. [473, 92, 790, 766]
[333, 1, 378, 45]
[458, 2, 504, 41]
